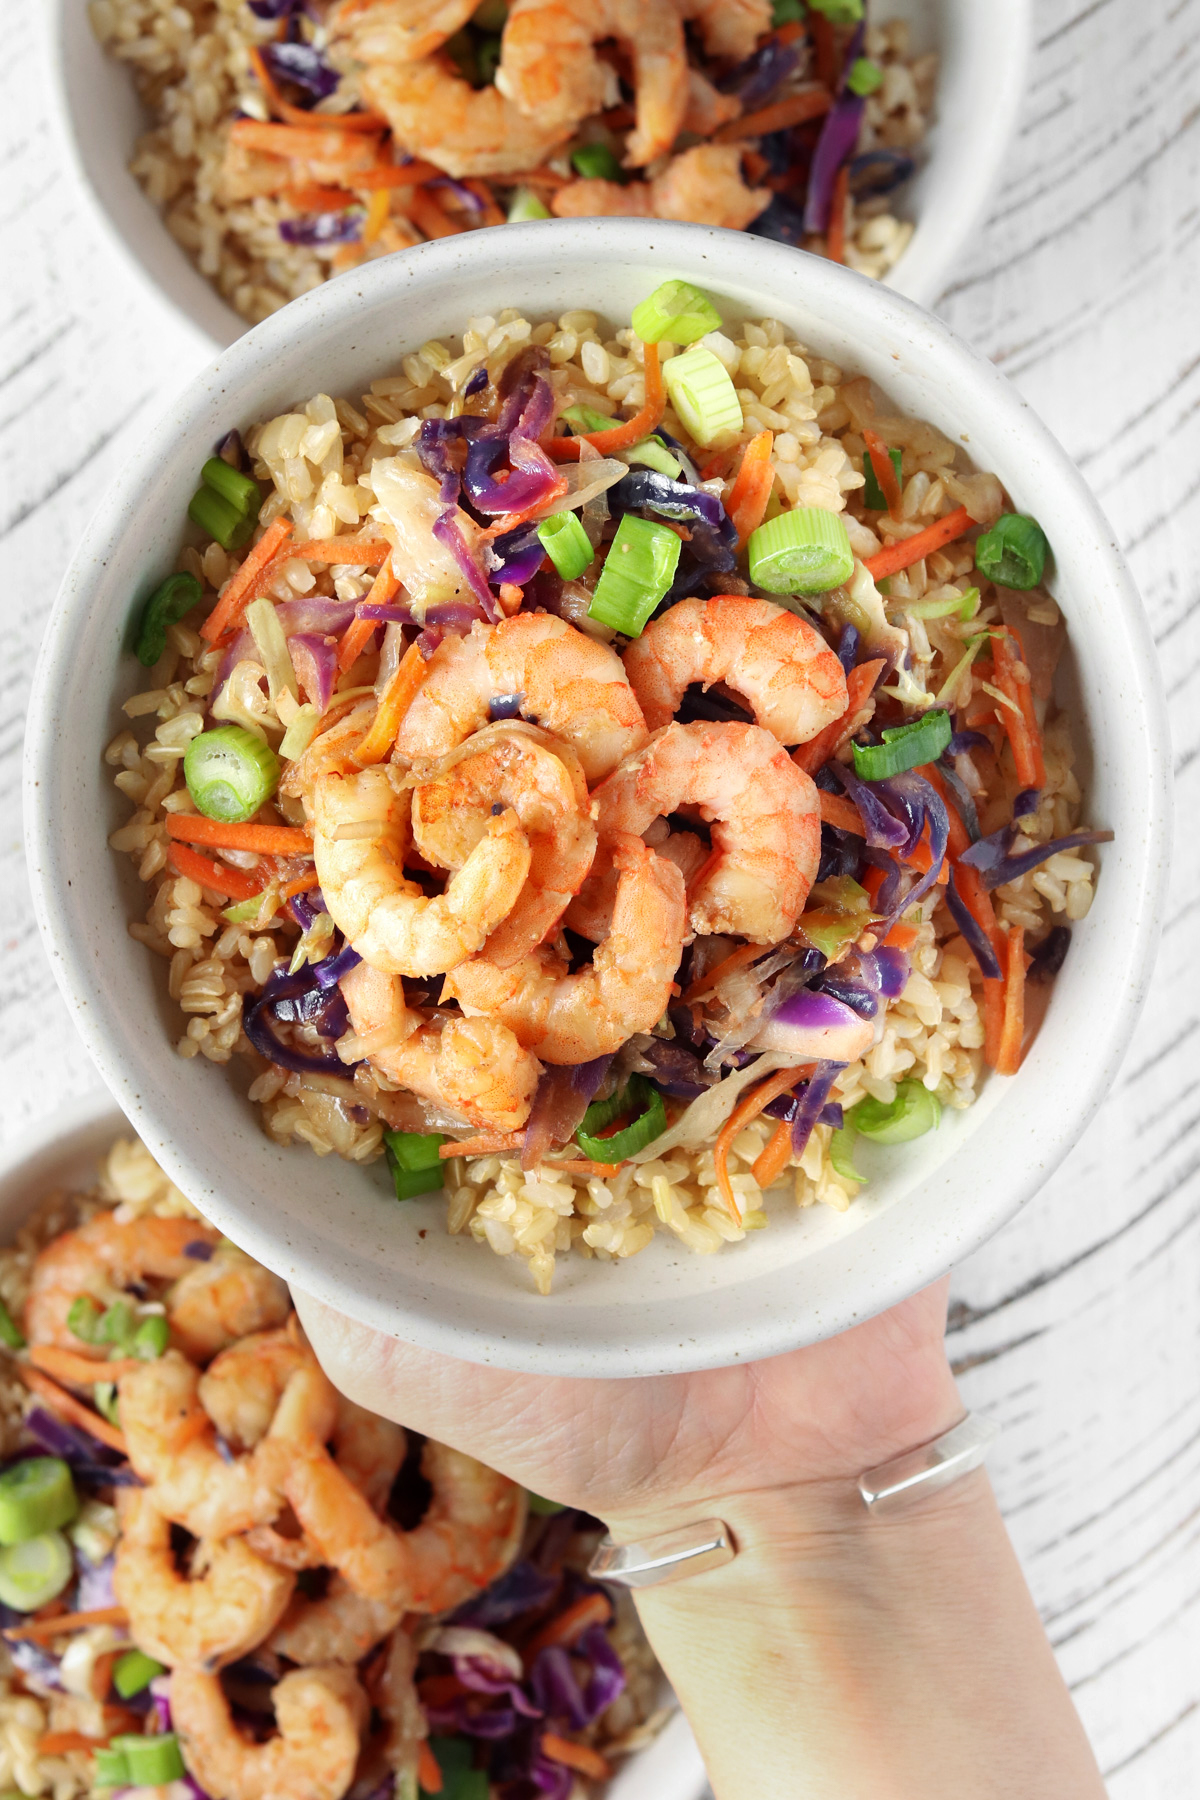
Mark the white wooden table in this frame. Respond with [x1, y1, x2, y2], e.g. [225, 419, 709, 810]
[1, 1, 1196, 1790]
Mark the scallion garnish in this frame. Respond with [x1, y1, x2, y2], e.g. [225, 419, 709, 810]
[861, 444, 901, 510]
[0, 1530, 74, 1611]
[200, 457, 261, 519]
[133, 572, 203, 668]
[507, 187, 551, 223]
[829, 1127, 865, 1184]
[0, 1299, 24, 1352]
[808, 0, 864, 21]
[537, 510, 594, 581]
[903, 586, 980, 621]
[113, 1650, 166, 1700]
[576, 1075, 667, 1162]
[103, 1734, 186, 1788]
[771, 0, 805, 21]
[846, 56, 884, 96]
[661, 346, 743, 447]
[587, 515, 681, 637]
[133, 1315, 170, 1361]
[747, 507, 854, 595]
[0, 1459, 77, 1546]
[852, 1081, 941, 1144]
[188, 484, 257, 552]
[622, 436, 683, 478]
[851, 709, 952, 780]
[631, 279, 723, 346]
[93, 1382, 120, 1428]
[571, 143, 625, 182]
[384, 1130, 446, 1202]
[974, 513, 1050, 590]
[560, 404, 615, 434]
[184, 725, 281, 823]
[67, 1296, 102, 1345]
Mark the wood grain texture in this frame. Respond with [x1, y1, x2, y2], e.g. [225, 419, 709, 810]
[0, 0, 1195, 1791]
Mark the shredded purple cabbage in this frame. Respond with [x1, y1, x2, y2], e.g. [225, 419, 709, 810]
[944, 867, 1002, 980]
[837, 622, 860, 673]
[848, 147, 915, 198]
[804, 88, 866, 233]
[450, 1560, 559, 1630]
[948, 729, 990, 756]
[488, 691, 525, 721]
[788, 1061, 845, 1157]
[184, 1239, 214, 1260]
[465, 365, 488, 397]
[638, 1039, 713, 1099]
[936, 757, 981, 842]
[1028, 924, 1071, 984]
[717, 36, 801, 106]
[244, 958, 357, 1076]
[261, 39, 339, 100]
[279, 210, 361, 247]
[958, 824, 1113, 892]
[748, 192, 808, 249]
[1013, 787, 1041, 819]
[488, 522, 546, 589]
[288, 633, 338, 710]
[24, 1405, 121, 1469]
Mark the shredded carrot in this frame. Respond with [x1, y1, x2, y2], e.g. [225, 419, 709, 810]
[991, 629, 1046, 788]
[200, 517, 293, 644]
[26, 1346, 138, 1388]
[826, 162, 849, 265]
[416, 1742, 444, 1794]
[547, 341, 663, 460]
[698, 446, 738, 482]
[540, 1735, 612, 1781]
[883, 920, 919, 950]
[916, 764, 971, 859]
[19, 1370, 126, 1454]
[714, 1066, 812, 1221]
[353, 641, 428, 766]
[292, 538, 392, 565]
[683, 941, 763, 1004]
[525, 1591, 613, 1658]
[247, 48, 388, 133]
[362, 188, 390, 243]
[551, 1159, 624, 1177]
[463, 177, 506, 227]
[167, 842, 263, 903]
[4, 1607, 129, 1645]
[408, 187, 465, 239]
[37, 1732, 107, 1755]
[503, 163, 572, 189]
[486, 469, 570, 537]
[818, 790, 865, 836]
[725, 431, 775, 548]
[280, 873, 320, 900]
[952, 862, 1006, 1066]
[904, 825, 949, 885]
[166, 815, 313, 856]
[356, 159, 444, 187]
[863, 505, 973, 582]
[861, 862, 885, 909]
[283, 184, 357, 213]
[712, 87, 832, 142]
[809, 11, 839, 88]
[751, 1118, 795, 1189]
[228, 117, 382, 164]
[770, 20, 806, 48]
[337, 559, 401, 672]
[438, 1132, 524, 1159]
[995, 927, 1027, 1076]
[792, 657, 886, 775]
[863, 427, 902, 519]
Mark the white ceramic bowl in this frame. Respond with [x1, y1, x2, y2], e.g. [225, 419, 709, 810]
[25, 222, 1170, 1378]
[0, 1092, 708, 1800]
[43, 0, 1030, 349]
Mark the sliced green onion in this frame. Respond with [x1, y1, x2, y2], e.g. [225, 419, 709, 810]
[537, 510, 594, 581]
[903, 585, 980, 621]
[97, 1300, 135, 1351]
[133, 1316, 170, 1361]
[771, 0, 805, 22]
[222, 889, 274, 926]
[571, 143, 625, 183]
[94, 1747, 132, 1790]
[0, 1460, 78, 1546]
[560, 403, 615, 434]
[809, 0, 863, 21]
[861, 444, 901, 510]
[507, 187, 551, 223]
[851, 708, 951, 780]
[576, 1075, 667, 1162]
[134, 571, 203, 669]
[113, 1649, 166, 1700]
[621, 435, 683, 478]
[846, 56, 884, 96]
[0, 1530, 74, 1611]
[662, 346, 743, 448]
[93, 1382, 120, 1428]
[829, 1128, 865, 1184]
[111, 1733, 186, 1787]
[797, 875, 871, 959]
[422, 1736, 485, 1800]
[184, 725, 281, 823]
[67, 1296, 102, 1345]
[279, 703, 321, 762]
[0, 1301, 23, 1352]
[475, 31, 501, 83]
[200, 457, 261, 519]
[974, 513, 1050, 590]
[631, 279, 723, 346]
[748, 507, 854, 595]
[246, 596, 301, 707]
[853, 1082, 941, 1145]
[384, 1131, 446, 1202]
[526, 1492, 566, 1516]
[588, 515, 681, 637]
[188, 485, 256, 552]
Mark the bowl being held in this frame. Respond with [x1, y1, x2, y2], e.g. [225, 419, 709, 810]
[25, 221, 1168, 1378]
[42, 0, 1030, 349]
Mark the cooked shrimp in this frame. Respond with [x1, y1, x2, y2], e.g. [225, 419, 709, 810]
[269, 1579, 406, 1667]
[395, 615, 647, 785]
[410, 723, 597, 966]
[169, 1242, 291, 1364]
[551, 143, 770, 229]
[497, 0, 688, 167]
[624, 595, 848, 745]
[118, 1350, 325, 1540]
[172, 1664, 368, 1800]
[681, 0, 773, 61]
[359, 54, 572, 179]
[682, 69, 742, 137]
[341, 961, 542, 1132]
[311, 766, 531, 978]
[569, 722, 821, 945]
[401, 1439, 528, 1612]
[114, 1489, 295, 1673]
[24, 1212, 219, 1353]
[375, 1627, 426, 1788]
[445, 832, 686, 1064]
[329, 0, 478, 66]
[366, 462, 489, 616]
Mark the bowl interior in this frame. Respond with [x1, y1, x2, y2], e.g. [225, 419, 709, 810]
[26, 224, 1169, 1377]
[44, 0, 1029, 349]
